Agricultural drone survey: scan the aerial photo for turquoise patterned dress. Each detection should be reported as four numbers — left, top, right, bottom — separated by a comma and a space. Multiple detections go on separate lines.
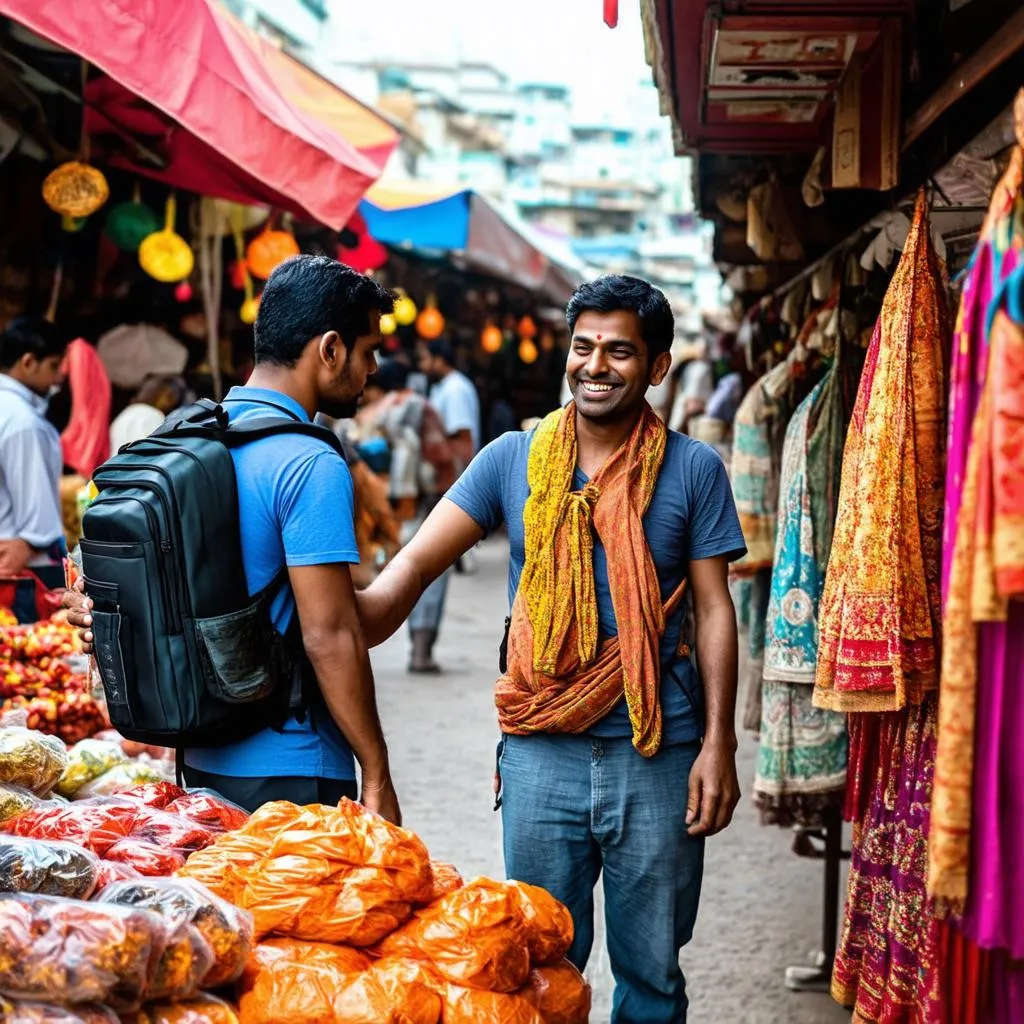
754, 377, 848, 827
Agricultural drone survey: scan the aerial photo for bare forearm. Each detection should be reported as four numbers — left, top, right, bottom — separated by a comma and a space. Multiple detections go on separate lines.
357, 553, 428, 647
306, 628, 389, 780
695, 599, 739, 748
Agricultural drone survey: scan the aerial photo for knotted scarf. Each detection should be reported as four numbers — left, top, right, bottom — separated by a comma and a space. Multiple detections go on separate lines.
495, 402, 680, 756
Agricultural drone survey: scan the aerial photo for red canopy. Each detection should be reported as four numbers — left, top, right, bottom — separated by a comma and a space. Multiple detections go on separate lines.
0, 0, 399, 228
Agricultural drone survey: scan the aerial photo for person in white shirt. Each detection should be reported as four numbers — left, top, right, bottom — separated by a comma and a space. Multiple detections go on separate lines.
418, 340, 480, 474
109, 375, 188, 455
0, 316, 68, 586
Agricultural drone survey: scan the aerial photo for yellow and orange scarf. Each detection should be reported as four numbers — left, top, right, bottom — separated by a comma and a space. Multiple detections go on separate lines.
494, 402, 681, 756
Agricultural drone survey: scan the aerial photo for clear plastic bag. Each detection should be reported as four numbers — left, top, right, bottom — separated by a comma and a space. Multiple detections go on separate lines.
0, 999, 119, 1023
165, 789, 249, 833
75, 763, 168, 800
0, 893, 167, 1009
0, 783, 45, 824
128, 805, 216, 851
55, 739, 127, 799
2, 797, 141, 855
98, 878, 255, 987
104, 838, 187, 877
122, 782, 186, 810
0, 727, 68, 795
0, 835, 100, 899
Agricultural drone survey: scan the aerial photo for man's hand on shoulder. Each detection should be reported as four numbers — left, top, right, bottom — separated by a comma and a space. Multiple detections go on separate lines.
62, 578, 94, 654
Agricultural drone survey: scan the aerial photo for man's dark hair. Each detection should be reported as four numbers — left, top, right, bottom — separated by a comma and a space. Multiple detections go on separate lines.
254, 255, 394, 367
371, 358, 410, 393
565, 275, 675, 359
0, 316, 67, 370
426, 338, 455, 366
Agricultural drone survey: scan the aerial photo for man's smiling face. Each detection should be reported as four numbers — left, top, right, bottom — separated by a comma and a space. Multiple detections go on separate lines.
566, 309, 667, 424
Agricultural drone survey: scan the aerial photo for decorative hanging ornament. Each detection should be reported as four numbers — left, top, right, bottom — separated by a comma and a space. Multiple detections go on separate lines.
175, 281, 193, 303
240, 296, 260, 325
517, 315, 537, 339
105, 185, 160, 251
481, 324, 503, 354
380, 313, 397, 336
61, 215, 87, 233
228, 260, 248, 291
540, 328, 556, 353
392, 291, 418, 327
139, 195, 194, 283
416, 306, 445, 341
42, 161, 109, 218
519, 339, 538, 364
246, 226, 300, 280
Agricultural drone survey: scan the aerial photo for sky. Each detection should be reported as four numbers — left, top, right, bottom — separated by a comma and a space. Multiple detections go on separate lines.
330, 0, 655, 121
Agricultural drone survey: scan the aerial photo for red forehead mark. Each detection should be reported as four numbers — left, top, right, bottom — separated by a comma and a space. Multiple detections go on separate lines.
596, 334, 603, 340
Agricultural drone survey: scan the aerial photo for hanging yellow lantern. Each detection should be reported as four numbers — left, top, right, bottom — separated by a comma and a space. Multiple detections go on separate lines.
380, 313, 397, 335
43, 161, 109, 218
392, 292, 418, 327
519, 338, 539, 364
139, 195, 195, 283
246, 227, 300, 280
240, 296, 260, 325
416, 306, 445, 341
481, 324, 503, 354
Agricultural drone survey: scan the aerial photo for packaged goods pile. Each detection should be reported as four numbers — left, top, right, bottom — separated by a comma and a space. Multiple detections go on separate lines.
0, 618, 106, 744
0, 730, 590, 1024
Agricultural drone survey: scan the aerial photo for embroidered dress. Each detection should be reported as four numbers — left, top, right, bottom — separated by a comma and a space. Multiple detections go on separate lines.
755, 379, 847, 827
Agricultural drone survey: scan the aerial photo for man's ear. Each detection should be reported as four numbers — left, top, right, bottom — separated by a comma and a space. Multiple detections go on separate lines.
319, 330, 348, 371
650, 350, 672, 387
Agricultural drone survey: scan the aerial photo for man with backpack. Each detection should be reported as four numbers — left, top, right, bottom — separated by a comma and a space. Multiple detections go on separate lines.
69, 255, 401, 821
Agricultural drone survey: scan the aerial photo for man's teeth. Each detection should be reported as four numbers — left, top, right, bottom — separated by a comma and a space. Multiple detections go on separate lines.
582, 382, 614, 392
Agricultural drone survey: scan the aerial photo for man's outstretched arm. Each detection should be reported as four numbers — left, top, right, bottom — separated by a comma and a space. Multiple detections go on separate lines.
358, 498, 484, 647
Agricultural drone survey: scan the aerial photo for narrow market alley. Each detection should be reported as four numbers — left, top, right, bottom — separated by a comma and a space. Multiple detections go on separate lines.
375, 537, 849, 1024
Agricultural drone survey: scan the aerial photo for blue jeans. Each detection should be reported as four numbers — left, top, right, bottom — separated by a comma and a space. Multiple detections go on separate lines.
499, 733, 704, 1023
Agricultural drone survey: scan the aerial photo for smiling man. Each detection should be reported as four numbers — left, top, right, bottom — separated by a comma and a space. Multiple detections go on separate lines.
356, 275, 746, 1022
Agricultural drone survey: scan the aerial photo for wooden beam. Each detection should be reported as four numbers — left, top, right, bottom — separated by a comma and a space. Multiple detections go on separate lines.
903, 6, 1024, 150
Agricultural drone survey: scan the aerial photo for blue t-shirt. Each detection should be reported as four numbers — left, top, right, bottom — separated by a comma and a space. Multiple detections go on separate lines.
185, 387, 360, 780
447, 428, 746, 744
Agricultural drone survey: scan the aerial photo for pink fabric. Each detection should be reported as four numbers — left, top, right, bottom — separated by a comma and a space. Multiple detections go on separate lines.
0, 0, 395, 228
61, 339, 112, 479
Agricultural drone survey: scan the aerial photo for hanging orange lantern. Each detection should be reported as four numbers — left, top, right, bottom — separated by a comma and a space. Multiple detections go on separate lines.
247, 228, 300, 280
416, 307, 445, 341
43, 161, 109, 218
518, 315, 537, 339
519, 339, 538, 364
539, 328, 556, 353
481, 324, 503, 354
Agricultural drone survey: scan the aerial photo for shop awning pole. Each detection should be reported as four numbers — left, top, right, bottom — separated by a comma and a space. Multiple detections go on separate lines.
903, 6, 1024, 150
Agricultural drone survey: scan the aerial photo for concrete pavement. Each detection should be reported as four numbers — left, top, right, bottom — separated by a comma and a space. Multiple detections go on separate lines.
372, 537, 850, 1023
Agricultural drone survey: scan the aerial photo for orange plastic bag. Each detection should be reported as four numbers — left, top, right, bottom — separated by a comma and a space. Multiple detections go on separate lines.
238, 939, 370, 1024
332, 958, 442, 1024
123, 993, 239, 1024
427, 861, 463, 902
0, 1001, 119, 1023
374, 878, 530, 992
507, 881, 574, 966
179, 799, 433, 946
521, 962, 592, 1024
442, 985, 544, 1024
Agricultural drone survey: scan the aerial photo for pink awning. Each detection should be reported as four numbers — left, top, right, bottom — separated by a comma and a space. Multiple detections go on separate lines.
0, 0, 399, 228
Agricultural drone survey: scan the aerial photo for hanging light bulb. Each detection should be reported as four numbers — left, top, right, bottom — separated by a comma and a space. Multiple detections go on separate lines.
519, 338, 538, 364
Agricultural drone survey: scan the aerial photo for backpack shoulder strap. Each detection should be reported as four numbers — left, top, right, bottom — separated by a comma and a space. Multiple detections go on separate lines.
223, 418, 348, 461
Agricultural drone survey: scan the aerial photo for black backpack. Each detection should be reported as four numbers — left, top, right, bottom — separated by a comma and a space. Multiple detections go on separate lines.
81, 398, 347, 748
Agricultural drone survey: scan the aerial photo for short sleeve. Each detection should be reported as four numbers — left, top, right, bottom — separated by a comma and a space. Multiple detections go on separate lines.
277, 450, 360, 566
687, 444, 747, 563
437, 379, 478, 436
445, 433, 514, 534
